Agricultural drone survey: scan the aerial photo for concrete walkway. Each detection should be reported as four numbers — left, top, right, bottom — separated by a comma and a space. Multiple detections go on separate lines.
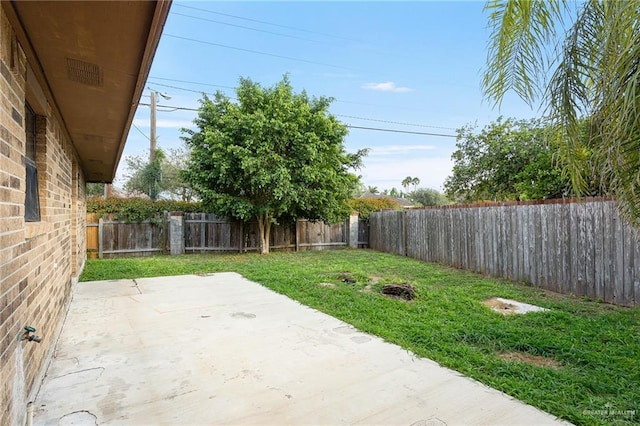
33, 273, 568, 425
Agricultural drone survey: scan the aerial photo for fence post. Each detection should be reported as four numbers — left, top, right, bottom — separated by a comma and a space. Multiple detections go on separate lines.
169, 212, 185, 255
163, 211, 169, 254
98, 218, 103, 259
348, 213, 359, 248
295, 219, 300, 252
400, 210, 408, 256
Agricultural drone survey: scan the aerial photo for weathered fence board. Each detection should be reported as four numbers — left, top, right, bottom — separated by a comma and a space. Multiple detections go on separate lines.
296, 220, 347, 250
86, 213, 99, 258
88, 213, 358, 258
98, 218, 166, 259
357, 219, 370, 248
184, 213, 243, 252
370, 200, 639, 306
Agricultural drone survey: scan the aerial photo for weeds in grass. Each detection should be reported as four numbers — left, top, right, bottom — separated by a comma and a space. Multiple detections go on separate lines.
81, 249, 640, 425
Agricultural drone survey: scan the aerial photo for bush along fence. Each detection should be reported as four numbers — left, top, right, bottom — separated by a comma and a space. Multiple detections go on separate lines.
87, 213, 366, 259
369, 199, 640, 307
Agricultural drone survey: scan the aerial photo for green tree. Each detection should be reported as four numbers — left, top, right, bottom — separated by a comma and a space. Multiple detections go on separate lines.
366, 185, 379, 194
163, 147, 196, 202
182, 76, 367, 254
123, 147, 194, 201
124, 149, 165, 201
401, 176, 420, 193
347, 197, 401, 220
86, 183, 105, 197
484, 0, 640, 224
444, 117, 569, 202
410, 188, 449, 206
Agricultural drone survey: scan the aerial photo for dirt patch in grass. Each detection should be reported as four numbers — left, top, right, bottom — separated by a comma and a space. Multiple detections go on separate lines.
381, 283, 415, 300
484, 297, 519, 314
498, 352, 562, 369
318, 282, 337, 288
338, 272, 356, 284
360, 276, 381, 293
483, 297, 548, 314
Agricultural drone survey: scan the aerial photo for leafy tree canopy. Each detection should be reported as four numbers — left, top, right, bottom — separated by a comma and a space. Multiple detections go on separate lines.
182, 75, 367, 254
444, 117, 606, 203
123, 147, 195, 202
86, 183, 105, 197
347, 197, 401, 220
410, 188, 449, 207
484, 0, 639, 224
444, 117, 569, 202
86, 197, 205, 223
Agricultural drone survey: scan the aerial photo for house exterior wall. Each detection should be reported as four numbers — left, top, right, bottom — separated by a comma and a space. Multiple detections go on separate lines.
0, 9, 86, 426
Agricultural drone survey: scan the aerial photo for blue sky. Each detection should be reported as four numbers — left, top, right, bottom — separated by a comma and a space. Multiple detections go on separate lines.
123, 1, 538, 192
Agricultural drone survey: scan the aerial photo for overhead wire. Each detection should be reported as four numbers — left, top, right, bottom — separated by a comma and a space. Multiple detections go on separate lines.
149, 76, 425, 111
137, 102, 457, 138
131, 123, 151, 141
171, 12, 327, 44
146, 79, 458, 131
172, 4, 360, 42
148, 77, 235, 90
170, 7, 412, 62
164, 34, 361, 72
346, 125, 456, 137
335, 114, 456, 131
148, 81, 218, 95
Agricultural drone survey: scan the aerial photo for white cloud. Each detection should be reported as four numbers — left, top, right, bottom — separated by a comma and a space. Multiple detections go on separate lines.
361, 81, 413, 93
368, 144, 435, 155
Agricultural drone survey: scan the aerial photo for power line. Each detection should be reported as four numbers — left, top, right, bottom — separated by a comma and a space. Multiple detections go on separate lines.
146, 78, 458, 130
131, 123, 151, 141
169, 10, 409, 62
336, 114, 457, 131
137, 102, 456, 137
148, 81, 217, 95
164, 33, 360, 72
347, 125, 456, 138
147, 76, 427, 114
140, 103, 196, 112
171, 12, 326, 44
173, 4, 359, 42
148, 77, 235, 90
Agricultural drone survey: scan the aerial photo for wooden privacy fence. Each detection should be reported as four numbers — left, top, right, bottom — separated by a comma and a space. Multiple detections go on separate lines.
370, 199, 640, 306
87, 213, 363, 258
182, 213, 349, 253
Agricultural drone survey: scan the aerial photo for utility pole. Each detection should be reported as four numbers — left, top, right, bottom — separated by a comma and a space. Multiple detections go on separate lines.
150, 90, 157, 162
148, 89, 170, 162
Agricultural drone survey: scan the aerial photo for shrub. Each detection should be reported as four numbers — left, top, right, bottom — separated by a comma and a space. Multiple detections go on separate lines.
86, 197, 208, 223
347, 197, 401, 220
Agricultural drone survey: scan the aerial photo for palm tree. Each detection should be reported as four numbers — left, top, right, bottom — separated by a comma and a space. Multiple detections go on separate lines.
402, 176, 420, 191
367, 185, 379, 195
483, 0, 640, 225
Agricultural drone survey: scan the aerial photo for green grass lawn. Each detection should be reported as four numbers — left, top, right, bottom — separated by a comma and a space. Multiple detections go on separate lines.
81, 249, 639, 425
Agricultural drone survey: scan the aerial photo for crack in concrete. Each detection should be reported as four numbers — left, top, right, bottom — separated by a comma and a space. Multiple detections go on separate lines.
164, 389, 197, 401
52, 367, 105, 381
58, 410, 97, 425
132, 279, 143, 295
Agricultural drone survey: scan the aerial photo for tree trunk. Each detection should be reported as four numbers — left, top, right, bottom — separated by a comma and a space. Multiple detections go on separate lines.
257, 213, 272, 255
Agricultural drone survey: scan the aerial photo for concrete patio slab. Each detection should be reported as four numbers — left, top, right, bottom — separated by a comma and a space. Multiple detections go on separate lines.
33, 273, 568, 425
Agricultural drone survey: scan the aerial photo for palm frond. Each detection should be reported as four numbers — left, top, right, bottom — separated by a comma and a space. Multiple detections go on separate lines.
483, 0, 565, 107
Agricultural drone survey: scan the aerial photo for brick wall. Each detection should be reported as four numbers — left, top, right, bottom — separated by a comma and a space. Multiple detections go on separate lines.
0, 9, 86, 426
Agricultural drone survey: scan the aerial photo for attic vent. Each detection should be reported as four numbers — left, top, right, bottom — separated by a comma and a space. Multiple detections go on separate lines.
66, 58, 103, 86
